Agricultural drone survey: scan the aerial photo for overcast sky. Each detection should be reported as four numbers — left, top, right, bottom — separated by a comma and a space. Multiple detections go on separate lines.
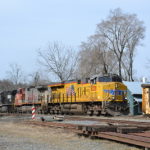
0, 0, 149, 80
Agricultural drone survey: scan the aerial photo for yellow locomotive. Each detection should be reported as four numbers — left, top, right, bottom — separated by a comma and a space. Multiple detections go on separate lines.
48, 74, 128, 116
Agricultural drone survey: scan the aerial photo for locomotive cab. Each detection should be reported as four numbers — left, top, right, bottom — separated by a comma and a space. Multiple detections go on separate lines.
90, 74, 128, 116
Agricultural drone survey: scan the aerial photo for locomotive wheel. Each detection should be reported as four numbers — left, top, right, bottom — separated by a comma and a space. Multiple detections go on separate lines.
87, 110, 93, 116
60, 111, 64, 115
56, 110, 60, 114
93, 110, 101, 116
54, 110, 60, 114
50, 110, 54, 114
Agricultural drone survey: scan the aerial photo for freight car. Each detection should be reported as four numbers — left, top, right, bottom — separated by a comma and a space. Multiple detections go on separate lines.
13, 74, 128, 116
0, 90, 17, 113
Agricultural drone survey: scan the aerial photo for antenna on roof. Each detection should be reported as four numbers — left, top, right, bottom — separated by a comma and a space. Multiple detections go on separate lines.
142, 77, 147, 83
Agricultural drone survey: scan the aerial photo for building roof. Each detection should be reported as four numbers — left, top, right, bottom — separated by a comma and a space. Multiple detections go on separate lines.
141, 83, 150, 88
134, 97, 142, 102
123, 81, 142, 95
123, 81, 143, 102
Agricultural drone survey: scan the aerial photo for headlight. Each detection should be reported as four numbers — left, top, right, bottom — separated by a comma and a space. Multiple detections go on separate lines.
112, 96, 115, 100
115, 83, 119, 88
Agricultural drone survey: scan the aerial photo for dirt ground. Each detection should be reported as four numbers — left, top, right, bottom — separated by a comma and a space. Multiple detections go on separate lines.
0, 115, 141, 150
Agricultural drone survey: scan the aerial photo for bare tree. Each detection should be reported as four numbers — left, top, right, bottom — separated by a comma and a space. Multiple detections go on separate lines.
29, 71, 51, 86
6, 63, 25, 87
126, 33, 143, 81
96, 8, 145, 79
0, 79, 15, 91
38, 42, 78, 81
76, 35, 118, 79
77, 47, 98, 78
89, 35, 118, 75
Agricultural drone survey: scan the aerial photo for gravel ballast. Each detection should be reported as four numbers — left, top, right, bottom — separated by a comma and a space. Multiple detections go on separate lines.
0, 115, 140, 150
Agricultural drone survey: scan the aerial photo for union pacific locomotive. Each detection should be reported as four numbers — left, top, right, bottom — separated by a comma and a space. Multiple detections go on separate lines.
0, 74, 128, 116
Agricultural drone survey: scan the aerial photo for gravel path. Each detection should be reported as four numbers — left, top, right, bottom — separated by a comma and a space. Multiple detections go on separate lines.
0, 115, 141, 150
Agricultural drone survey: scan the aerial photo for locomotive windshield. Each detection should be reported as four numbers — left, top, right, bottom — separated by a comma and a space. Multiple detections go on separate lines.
98, 75, 122, 82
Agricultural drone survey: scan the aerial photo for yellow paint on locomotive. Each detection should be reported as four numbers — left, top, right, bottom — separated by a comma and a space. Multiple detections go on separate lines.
48, 81, 127, 104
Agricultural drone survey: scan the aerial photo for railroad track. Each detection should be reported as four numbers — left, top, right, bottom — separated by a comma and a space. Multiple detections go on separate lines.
66, 116, 150, 126
25, 120, 78, 130
1, 114, 150, 149
24, 116, 150, 150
